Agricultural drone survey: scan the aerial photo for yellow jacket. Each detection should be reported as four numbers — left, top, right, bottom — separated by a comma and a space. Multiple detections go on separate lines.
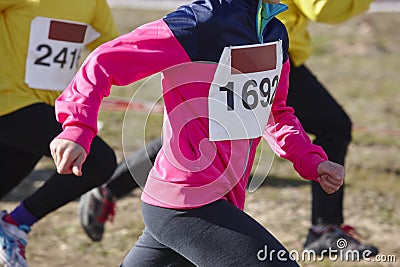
277, 0, 375, 67
0, 0, 119, 116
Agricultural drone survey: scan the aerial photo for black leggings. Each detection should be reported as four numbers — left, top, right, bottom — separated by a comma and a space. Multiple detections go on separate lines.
0, 103, 117, 219
287, 62, 352, 224
106, 138, 161, 197
121, 200, 299, 267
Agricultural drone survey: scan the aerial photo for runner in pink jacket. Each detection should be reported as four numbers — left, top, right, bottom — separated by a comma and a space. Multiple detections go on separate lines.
51, 0, 344, 265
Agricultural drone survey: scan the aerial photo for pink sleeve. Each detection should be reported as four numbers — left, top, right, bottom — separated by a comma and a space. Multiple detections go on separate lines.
263, 59, 328, 181
55, 19, 190, 153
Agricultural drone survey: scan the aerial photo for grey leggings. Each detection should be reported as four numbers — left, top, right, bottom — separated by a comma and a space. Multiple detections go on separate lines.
121, 200, 299, 267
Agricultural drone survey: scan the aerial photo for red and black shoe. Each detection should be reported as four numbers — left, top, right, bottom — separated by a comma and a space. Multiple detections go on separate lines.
303, 224, 379, 260
79, 187, 115, 242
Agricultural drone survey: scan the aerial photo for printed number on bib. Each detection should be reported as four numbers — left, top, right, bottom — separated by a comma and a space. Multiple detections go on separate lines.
25, 17, 100, 91
208, 41, 283, 141
34, 44, 81, 69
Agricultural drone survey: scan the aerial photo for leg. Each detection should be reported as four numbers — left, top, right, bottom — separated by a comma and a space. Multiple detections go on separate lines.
286, 63, 352, 225
24, 135, 117, 219
0, 103, 117, 221
0, 104, 53, 199
121, 227, 195, 267
287, 63, 378, 256
107, 137, 162, 197
0, 142, 41, 199
132, 200, 299, 267
79, 138, 162, 241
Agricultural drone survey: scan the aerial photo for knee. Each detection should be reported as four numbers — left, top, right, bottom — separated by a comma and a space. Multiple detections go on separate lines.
340, 113, 353, 144
313, 112, 353, 149
327, 112, 353, 143
95, 147, 117, 184
84, 140, 118, 185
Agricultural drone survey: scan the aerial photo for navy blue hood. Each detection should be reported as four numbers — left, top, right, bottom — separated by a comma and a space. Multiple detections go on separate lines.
163, 0, 289, 63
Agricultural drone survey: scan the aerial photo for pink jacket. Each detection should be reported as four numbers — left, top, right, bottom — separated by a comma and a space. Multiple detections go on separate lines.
55, 17, 327, 210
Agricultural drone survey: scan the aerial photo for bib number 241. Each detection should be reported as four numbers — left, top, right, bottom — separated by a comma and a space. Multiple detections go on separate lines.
34, 44, 81, 69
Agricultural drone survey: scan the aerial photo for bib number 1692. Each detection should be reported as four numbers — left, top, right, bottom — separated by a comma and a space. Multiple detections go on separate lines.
219, 75, 279, 111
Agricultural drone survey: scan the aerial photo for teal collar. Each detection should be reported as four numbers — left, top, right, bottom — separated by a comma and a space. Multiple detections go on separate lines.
257, 2, 288, 43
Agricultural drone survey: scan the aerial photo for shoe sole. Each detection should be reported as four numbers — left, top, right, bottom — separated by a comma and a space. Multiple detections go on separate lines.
79, 191, 103, 242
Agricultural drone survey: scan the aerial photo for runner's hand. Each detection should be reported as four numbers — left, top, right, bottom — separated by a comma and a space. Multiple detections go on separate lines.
50, 139, 87, 176
317, 161, 344, 194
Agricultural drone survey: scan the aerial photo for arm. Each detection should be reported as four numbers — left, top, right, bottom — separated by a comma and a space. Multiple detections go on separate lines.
263, 60, 344, 192
51, 19, 190, 174
293, 0, 375, 23
0, 0, 19, 11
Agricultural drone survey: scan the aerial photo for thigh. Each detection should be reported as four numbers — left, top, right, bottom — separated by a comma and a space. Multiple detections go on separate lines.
0, 103, 61, 156
82, 135, 117, 175
110, 137, 162, 191
121, 227, 195, 267
0, 142, 42, 198
287, 63, 350, 134
143, 200, 299, 267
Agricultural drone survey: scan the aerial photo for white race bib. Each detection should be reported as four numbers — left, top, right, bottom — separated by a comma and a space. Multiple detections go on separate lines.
25, 17, 100, 91
208, 41, 283, 141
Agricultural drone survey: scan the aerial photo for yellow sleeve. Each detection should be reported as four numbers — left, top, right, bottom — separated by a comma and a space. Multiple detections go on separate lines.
292, 0, 375, 24
0, 0, 23, 11
86, 0, 119, 51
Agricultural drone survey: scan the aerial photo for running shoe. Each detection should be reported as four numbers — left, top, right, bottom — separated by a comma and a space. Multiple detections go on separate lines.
303, 224, 379, 260
79, 187, 115, 242
0, 211, 30, 267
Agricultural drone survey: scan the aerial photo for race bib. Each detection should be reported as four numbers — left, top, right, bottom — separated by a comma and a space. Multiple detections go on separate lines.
208, 41, 283, 141
25, 17, 100, 91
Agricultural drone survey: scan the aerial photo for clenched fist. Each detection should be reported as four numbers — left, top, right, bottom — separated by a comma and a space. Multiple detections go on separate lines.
317, 161, 345, 194
50, 139, 87, 176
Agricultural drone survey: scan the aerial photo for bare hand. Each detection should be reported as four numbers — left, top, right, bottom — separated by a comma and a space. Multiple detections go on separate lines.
50, 139, 87, 176
317, 161, 345, 194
